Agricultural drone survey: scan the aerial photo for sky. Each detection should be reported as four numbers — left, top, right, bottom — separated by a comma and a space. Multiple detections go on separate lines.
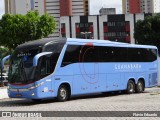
90, 0, 122, 14
0, 0, 122, 18
0, 0, 4, 18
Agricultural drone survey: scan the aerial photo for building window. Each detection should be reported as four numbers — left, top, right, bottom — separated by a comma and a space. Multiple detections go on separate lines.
75, 23, 94, 39
61, 23, 66, 37
103, 21, 131, 43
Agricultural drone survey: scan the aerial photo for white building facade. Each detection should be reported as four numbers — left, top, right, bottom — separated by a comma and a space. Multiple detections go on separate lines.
5, 0, 31, 15
60, 14, 147, 44
122, 0, 160, 14
140, 0, 160, 13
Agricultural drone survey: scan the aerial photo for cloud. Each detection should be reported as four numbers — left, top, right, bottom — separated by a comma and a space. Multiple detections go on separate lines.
90, 0, 122, 15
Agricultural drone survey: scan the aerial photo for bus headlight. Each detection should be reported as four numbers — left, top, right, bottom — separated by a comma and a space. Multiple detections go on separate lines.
28, 82, 44, 90
31, 93, 35, 96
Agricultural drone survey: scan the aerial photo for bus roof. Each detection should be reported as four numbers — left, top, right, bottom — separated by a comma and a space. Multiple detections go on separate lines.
16, 37, 67, 51
16, 37, 157, 51
67, 38, 157, 49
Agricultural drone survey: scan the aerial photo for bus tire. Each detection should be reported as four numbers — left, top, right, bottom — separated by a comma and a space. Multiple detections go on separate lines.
126, 80, 135, 94
136, 80, 144, 93
57, 85, 69, 102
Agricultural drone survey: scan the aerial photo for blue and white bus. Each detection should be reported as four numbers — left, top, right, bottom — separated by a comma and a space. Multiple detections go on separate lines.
3, 38, 158, 102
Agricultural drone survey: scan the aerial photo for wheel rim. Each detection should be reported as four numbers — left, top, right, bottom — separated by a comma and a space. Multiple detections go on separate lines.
138, 82, 143, 92
129, 82, 134, 92
59, 88, 67, 100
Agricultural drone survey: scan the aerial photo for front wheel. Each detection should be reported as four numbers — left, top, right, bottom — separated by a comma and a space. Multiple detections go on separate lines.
136, 80, 144, 93
126, 80, 135, 94
57, 85, 69, 102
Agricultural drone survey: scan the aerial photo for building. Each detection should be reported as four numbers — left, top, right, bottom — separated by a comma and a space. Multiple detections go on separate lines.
122, 0, 160, 14
5, 0, 90, 37
72, 0, 89, 16
5, 0, 31, 14
60, 14, 151, 44
99, 8, 116, 15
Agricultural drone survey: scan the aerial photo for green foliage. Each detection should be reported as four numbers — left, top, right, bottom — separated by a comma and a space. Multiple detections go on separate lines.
0, 47, 10, 67
134, 14, 160, 52
0, 11, 56, 49
0, 47, 10, 58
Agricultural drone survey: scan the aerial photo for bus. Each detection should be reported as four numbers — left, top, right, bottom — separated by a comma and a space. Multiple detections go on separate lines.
2, 38, 158, 102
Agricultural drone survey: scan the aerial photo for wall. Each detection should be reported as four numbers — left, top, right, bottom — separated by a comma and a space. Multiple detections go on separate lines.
15, 0, 31, 15
60, 14, 146, 44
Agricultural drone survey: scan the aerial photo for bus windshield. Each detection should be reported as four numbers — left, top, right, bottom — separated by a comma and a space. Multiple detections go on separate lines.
8, 42, 65, 84
8, 49, 41, 84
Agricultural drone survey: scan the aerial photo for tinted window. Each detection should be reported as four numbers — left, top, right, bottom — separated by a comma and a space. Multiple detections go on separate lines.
37, 53, 59, 79
62, 45, 99, 67
99, 47, 114, 62
79, 46, 98, 62
61, 45, 157, 67
43, 43, 64, 53
147, 49, 157, 62
99, 47, 128, 62
62, 45, 81, 67
38, 56, 51, 79
114, 47, 128, 62
128, 48, 157, 62
128, 48, 140, 62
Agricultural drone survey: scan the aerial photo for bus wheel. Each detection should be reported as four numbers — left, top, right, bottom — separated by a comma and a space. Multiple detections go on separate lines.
136, 80, 144, 93
126, 80, 135, 94
57, 85, 69, 102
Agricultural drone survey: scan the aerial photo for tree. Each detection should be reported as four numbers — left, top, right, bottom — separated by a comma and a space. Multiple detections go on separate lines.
0, 11, 56, 49
0, 47, 10, 70
0, 47, 10, 58
134, 14, 160, 52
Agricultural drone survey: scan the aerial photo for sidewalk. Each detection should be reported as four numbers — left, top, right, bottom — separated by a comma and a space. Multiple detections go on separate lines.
0, 87, 9, 99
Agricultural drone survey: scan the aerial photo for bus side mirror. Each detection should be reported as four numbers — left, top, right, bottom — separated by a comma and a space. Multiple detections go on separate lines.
33, 52, 52, 67
1, 55, 11, 69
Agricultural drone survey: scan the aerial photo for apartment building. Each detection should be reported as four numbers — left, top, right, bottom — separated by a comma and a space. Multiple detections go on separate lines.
122, 0, 160, 14
5, 0, 31, 14
5, 0, 89, 37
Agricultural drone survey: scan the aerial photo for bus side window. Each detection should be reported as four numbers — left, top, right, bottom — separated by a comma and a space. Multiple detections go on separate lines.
147, 49, 157, 62
50, 53, 59, 73
127, 48, 138, 62
39, 56, 51, 79
80, 46, 98, 62
61, 45, 81, 67
114, 47, 128, 62
99, 46, 114, 62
